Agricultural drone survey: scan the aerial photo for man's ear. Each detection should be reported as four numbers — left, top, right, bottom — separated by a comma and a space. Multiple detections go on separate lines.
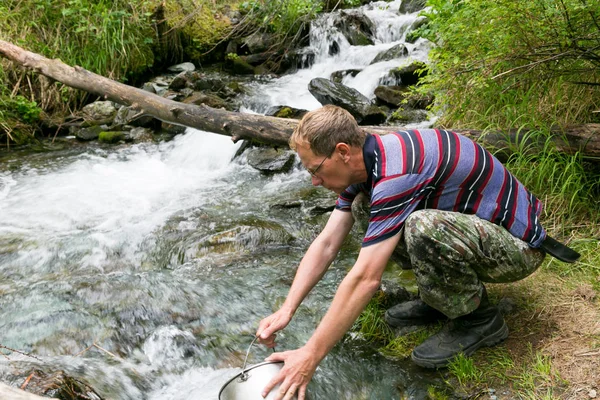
336, 142, 351, 162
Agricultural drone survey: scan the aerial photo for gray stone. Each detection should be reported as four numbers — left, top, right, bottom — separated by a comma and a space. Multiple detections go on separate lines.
246, 148, 295, 174
374, 85, 408, 106
167, 62, 196, 73
82, 101, 116, 120
330, 69, 361, 83
75, 125, 104, 141
399, 0, 427, 14
370, 44, 409, 64
308, 77, 386, 125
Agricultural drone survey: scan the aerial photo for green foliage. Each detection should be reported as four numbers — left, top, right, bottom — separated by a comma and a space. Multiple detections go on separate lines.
447, 353, 483, 387
239, 0, 322, 36
420, 0, 600, 129
0, 0, 155, 81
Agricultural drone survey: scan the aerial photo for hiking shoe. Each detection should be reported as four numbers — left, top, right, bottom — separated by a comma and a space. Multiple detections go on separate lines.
411, 304, 508, 368
384, 299, 447, 328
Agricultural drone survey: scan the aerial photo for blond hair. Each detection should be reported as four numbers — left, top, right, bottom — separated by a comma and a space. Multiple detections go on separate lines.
289, 105, 366, 156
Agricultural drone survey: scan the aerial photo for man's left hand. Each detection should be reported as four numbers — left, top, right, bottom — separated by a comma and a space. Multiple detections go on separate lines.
261, 346, 318, 400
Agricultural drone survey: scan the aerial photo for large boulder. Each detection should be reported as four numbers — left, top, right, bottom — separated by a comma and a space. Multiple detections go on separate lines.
308, 78, 386, 125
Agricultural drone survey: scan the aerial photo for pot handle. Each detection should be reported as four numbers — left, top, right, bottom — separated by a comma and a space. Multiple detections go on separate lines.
240, 335, 276, 381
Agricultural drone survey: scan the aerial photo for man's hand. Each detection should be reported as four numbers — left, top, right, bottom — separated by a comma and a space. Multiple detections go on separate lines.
261, 347, 318, 400
256, 309, 293, 348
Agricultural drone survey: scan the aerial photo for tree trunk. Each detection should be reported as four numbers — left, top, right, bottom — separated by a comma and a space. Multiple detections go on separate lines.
1, 39, 599, 159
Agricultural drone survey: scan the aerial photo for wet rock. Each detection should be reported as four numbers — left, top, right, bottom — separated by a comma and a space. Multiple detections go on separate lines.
399, 0, 427, 14
330, 69, 361, 83
82, 101, 116, 120
390, 107, 429, 123
335, 11, 375, 46
374, 85, 409, 106
241, 32, 276, 54
125, 127, 154, 143
98, 131, 126, 144
169, 70, 195, 90
265, 106, 308, 119
167, 62, 195, 73
308, 77, 386, 125
113, 106, 157, 128
285, 49, 316, 70
182, 91, 231, 110
224, 54, 255, 75
246, 148, 295, 174
161, 121, 187, 135
405, 16, 429, 43
141, 82, 156, 93
386, 61, 428, 86
75, 125, 104, 141
370, 44, 409, 64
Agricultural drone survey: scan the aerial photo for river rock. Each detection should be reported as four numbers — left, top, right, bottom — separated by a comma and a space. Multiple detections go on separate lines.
374, 85, 409, 106
399, 0, 427, 14
125, 127, 154, 143
308, 77, 386, 125
385, 61, 428, 85
330, 69, 361, 83
82, 101, 117, 120
370, 44, 409, 64
241, 32, 276, 54
390, 107, 429, 123
113, 106, 157, 128
246, 148, 296, 174
182, 91, 231, 110
98, 131, 126, 144
167, 62, 196, 73
74, 125, 104, 141
335, 11, 375, 46
405, 16, 429, 43
265, 106, 308, 119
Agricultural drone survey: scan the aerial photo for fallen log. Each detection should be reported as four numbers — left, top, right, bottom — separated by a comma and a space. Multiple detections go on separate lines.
1, 39, 599, 159
0, 383, 47, 400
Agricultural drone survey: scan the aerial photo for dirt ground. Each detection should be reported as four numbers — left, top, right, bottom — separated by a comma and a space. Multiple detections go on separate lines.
492, 273, 600, 399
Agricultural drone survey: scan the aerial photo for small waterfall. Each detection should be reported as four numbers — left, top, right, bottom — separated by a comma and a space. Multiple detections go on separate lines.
241, 0, 432, 113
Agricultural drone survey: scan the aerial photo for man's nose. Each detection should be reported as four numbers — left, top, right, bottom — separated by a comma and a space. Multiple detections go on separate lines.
311, 175, 322, 186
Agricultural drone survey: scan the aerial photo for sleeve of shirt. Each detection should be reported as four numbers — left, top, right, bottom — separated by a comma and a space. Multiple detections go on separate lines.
362, 173, 432, 246
335, 184, 360, 212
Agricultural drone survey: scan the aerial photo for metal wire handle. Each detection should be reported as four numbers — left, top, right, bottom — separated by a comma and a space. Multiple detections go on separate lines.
240, 335, 276, 381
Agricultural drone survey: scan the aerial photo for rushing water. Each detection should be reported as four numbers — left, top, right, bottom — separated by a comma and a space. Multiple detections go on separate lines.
0, 1, 443, 399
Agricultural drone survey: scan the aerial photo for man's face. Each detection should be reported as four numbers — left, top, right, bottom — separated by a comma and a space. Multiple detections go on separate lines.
296, 142, 349, 194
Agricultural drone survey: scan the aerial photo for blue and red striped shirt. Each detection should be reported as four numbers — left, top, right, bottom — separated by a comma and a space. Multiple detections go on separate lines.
335, 130, 546, 248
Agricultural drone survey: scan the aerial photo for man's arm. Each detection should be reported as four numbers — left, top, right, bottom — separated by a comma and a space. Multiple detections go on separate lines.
257, 209, 355, 346
262, 231, 402, 400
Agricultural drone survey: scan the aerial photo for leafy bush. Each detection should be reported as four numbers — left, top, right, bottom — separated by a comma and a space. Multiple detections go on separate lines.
420, 0, 600, 130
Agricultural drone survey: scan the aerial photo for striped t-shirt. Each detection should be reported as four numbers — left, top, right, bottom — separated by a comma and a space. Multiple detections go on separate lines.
335, 130, 546, 248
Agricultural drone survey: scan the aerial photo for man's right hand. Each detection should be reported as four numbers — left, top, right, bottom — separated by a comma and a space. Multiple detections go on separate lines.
256, 309, 293, 348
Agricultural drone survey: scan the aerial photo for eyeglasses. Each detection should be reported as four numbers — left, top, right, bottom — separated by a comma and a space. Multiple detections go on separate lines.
307, 148, 335, 178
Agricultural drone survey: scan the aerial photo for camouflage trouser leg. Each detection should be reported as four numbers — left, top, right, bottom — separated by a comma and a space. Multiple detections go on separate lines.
351, 194, 546, 319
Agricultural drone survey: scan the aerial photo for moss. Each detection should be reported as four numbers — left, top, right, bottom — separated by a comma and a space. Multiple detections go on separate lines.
98, 131, 126, 144
274, 107, 294, 118
163, 0, 234, 62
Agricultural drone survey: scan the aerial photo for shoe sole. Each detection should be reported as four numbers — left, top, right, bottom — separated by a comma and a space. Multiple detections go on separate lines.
411, 320, 509, 369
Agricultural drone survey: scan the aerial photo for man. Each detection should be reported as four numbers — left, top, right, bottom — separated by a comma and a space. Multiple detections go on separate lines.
255, 105, 578, 400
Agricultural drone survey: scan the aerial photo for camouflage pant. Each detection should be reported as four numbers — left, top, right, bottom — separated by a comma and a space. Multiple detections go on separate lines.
352, 193, 546, 319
